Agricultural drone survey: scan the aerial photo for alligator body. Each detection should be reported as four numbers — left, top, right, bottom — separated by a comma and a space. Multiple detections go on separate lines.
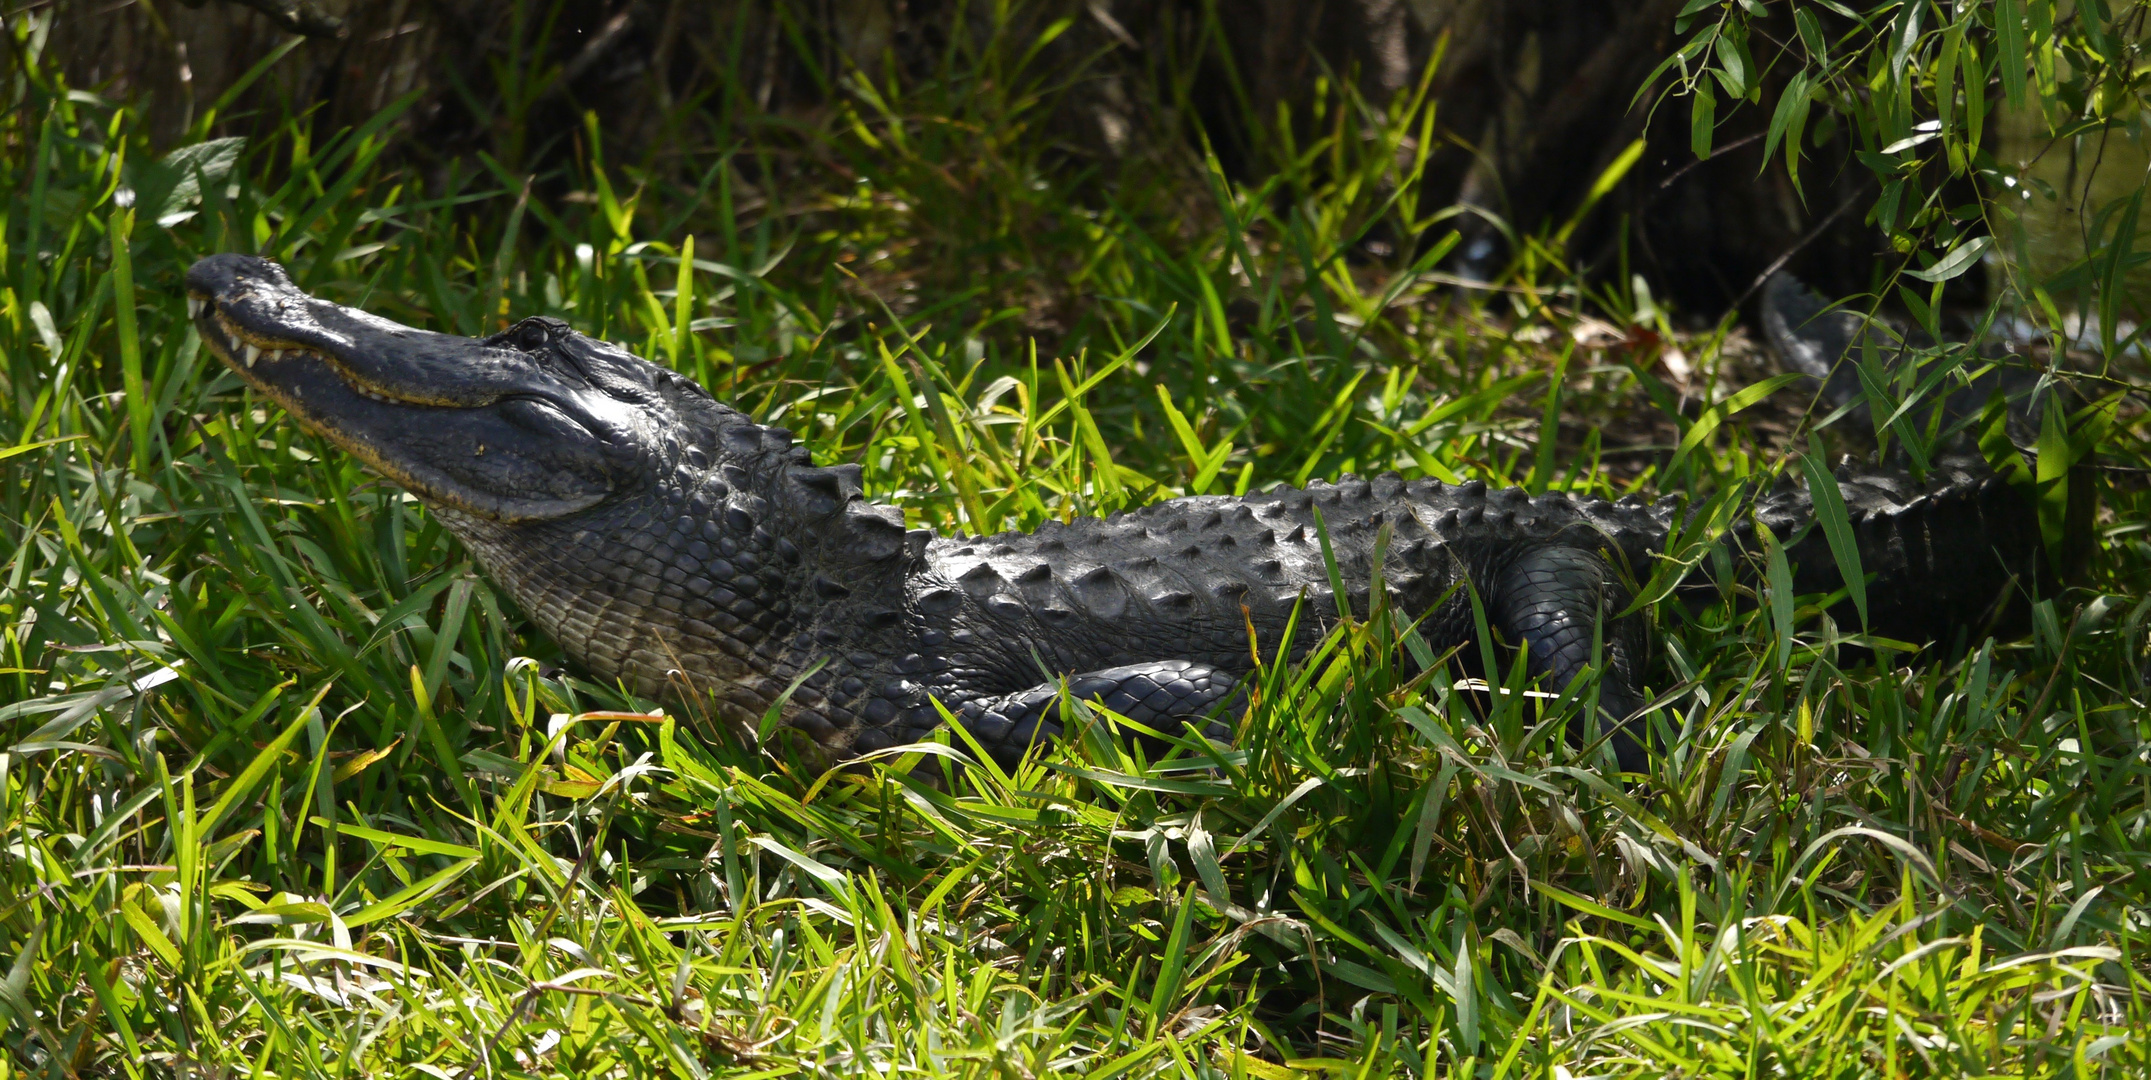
186, 254, 2054, 772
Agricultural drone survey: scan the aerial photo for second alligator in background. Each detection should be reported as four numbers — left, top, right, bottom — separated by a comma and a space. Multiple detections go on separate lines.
185, 254, 2072, 774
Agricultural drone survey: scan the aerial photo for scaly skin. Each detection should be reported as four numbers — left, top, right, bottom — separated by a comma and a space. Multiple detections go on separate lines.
184, 254, 2056, 773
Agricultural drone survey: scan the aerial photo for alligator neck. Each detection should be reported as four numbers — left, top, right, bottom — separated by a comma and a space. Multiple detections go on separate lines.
436, 415, 929, 716
437, 469, 787, 703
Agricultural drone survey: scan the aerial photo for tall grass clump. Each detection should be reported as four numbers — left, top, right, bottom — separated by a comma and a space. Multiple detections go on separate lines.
4, 3, 2151, 1077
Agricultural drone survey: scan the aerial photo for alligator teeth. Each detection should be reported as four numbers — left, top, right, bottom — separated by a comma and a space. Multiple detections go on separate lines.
242, 344, 261, 367
186, 297, 205, 318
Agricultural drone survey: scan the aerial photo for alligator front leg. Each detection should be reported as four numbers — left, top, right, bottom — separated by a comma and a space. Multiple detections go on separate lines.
853, 660, 1243, 767
1491, 544, 1650, 773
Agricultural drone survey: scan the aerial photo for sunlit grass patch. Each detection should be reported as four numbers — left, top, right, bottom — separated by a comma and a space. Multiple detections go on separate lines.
3, 5, 2150, 1077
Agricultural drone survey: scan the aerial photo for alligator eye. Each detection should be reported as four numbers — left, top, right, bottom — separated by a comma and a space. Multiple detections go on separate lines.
514, 321, 550, 350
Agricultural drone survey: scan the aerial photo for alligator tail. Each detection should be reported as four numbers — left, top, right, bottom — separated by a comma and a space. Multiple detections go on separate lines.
1760, 272, 1873, 417
1754, 274, 2090, 641
1748, 457, 2053, 645
1759, 271, 2066, 449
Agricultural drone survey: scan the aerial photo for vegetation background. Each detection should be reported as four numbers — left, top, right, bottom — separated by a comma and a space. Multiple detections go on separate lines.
4, 0, 2151, 1075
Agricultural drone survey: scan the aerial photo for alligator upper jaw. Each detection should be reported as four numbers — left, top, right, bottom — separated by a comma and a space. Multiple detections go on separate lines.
192, 305, 423, 413
185, 252, 545, 408
184, 253, 617, 522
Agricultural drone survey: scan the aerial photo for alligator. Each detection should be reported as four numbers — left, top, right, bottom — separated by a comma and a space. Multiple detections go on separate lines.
1760, 272, 2050, 447
185, 253, 2061, 773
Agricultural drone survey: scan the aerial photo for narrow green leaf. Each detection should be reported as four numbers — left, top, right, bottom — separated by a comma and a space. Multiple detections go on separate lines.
1311, 506, 1352, 624
110, 207, 151, 473
754, 657, 828, 743
200, 684, 327, 838
2035, 393, 2072, 564
1044, 763, 1233, 796
2096, 187, 2142, 360
1529, 348, 1568, 492
1031, 304, 1173, 431
1058, 359, 1125, 506
2079, 0, 2119, 63
1408, 759, 1460, 891
1904, 236, 1992, 282
1799, 441, 1868, 629
1791, 825, 1942, 887
81, 959, 142, 1062
1196, 270, 1232, 359
1712, 31, 1750, 99
1794, 8, 1827, 64
1288, 368, 1367, 489
1691, 83, 1718, 161
1758, 521, 1795, 673
749, 837, 855, 901
484, 177, 531, 335
1763, 72, 1813, 194
342, 858, 480, 926
1934, 20, 1963, 146
189, 36, 306, 140
1665, 372, 1805, 479
673, 233, 696, 366
1621, 483, 1743, 616
1147, 881, 1201, 1018
319, 819, 480, 860
1225, 776, 1326, 856
1554, 141, 1646, 248
0, 435, 86, 463
1996, 0, 2028, 107
1155, 384, 1232, 494
1634, 35, 1716, 110
1190, 432, 1238, 495
1889, 4, 1923, 80
1453, 930, 1481, 1055
1532, 880, 1656, 931
121, 900, 182, 969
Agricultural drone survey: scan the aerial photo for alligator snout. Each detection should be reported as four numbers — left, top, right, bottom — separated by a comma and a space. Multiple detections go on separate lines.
185, 251, 294, 305
184, 252, 637, 524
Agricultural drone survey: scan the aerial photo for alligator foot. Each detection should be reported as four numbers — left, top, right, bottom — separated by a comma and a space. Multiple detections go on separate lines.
1493, 543, 1650, 773
902, 660, 1243, 769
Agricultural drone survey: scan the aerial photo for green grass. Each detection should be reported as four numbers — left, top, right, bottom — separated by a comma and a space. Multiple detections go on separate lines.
6, 9, 2151, 1078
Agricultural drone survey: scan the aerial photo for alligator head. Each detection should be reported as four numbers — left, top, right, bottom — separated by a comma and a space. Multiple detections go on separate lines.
187, 252, 694, 523
186, 253, 910, 717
